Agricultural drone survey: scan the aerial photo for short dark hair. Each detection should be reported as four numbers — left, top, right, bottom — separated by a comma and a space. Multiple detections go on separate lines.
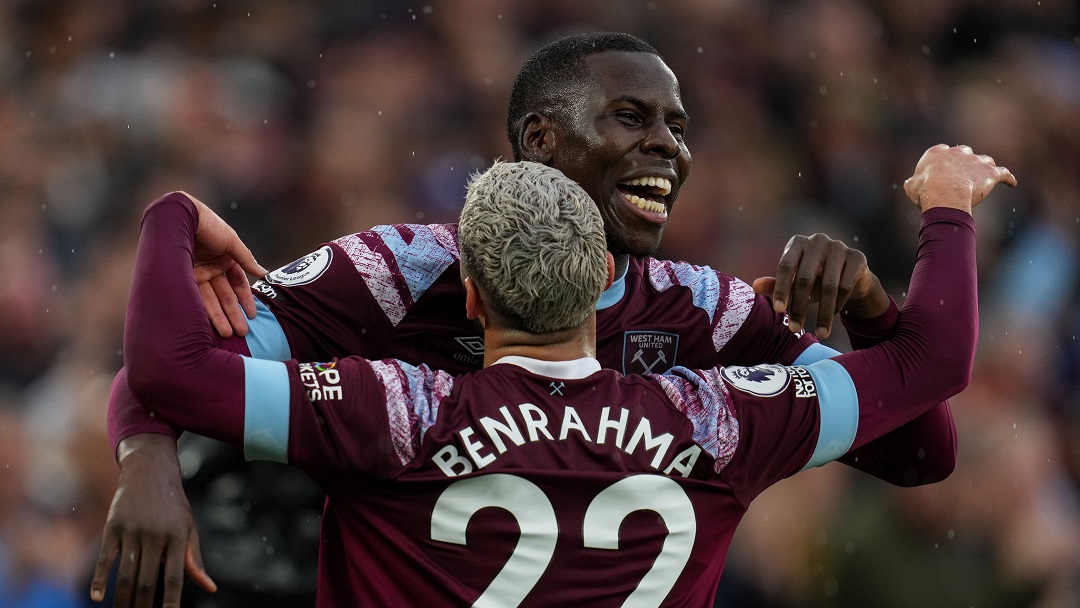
506, 32, 661, 161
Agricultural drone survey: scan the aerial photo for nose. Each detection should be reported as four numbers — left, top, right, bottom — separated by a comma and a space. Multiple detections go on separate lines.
641, 121, 681, 160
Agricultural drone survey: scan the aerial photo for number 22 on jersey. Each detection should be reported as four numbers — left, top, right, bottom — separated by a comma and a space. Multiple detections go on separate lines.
431, 474, 696, 607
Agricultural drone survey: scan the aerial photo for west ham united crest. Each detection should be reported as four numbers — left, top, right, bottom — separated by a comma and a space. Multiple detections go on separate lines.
622, 331, 679, 374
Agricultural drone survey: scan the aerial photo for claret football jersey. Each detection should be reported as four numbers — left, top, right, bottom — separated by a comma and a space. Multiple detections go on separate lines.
243, 223, 824, 375
241, 353, 855, 607
121, 196, 975, 607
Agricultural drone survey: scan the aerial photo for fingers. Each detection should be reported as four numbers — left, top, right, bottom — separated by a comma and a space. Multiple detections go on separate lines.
185, 529, 218, 593
161, 537, 187, 608
813, 252, 846, 339
771, 236, 803, 315
751, 276, 776, 297
221, 225, 268, 278
907, 144, 1018, 211
998, 165, 1018, 187
210, 273, 249, 338
225, 263, 257, 319
785, 238, 827, 334
90, 527, 121, 602
134, 535, 167, 608
200, 280, 234, 339
113, 533, 140, 608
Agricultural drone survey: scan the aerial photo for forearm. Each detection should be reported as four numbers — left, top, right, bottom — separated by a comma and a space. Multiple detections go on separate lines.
108, 367, 178, 457
837, 289, 957, 484
837, 402, 956, 484
839, 208, 977, 449
124, 193, 246, 445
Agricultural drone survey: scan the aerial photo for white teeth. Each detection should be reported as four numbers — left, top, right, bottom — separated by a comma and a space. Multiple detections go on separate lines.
621, 176, 672, 196
627, 193, 667, 215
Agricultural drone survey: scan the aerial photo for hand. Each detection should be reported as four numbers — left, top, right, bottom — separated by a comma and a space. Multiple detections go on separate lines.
91, 434, 216, 608
903, 144, 1017, 213
180, 192, 268, 338
753, 234, 891, 338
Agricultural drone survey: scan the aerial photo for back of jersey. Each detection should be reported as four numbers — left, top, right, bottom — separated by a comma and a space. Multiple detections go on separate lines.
309, 360, 781, 607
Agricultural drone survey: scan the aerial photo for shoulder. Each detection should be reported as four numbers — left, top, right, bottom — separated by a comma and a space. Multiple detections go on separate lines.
649, 366, 740, 472
332, 223, 460, 267
635, 256, 757, 324
364, 358, 457, 463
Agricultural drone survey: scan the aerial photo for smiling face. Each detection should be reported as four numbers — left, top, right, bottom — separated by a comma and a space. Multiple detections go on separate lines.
541, 52, 692, 257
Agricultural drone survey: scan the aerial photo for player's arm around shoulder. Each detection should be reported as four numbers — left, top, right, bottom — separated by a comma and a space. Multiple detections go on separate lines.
282, 356, 456, 479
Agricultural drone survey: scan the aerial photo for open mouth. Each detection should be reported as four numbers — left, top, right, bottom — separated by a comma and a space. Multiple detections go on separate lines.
617, 176, 672, 216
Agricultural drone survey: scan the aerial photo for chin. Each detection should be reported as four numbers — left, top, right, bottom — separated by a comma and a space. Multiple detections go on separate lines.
623, 233, 665, 258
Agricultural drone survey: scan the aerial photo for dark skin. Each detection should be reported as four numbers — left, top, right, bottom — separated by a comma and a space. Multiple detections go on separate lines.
95, 51, 897, 606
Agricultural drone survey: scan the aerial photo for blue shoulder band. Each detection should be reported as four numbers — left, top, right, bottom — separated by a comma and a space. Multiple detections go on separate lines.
242, 357, 291, 463
801, 358, 858, 469
245, 299, 291, 360
793, 342, 841, 365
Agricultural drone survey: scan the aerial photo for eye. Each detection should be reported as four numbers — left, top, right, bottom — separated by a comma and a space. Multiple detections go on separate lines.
668, 123, 685, 140
616, 111, 643, 126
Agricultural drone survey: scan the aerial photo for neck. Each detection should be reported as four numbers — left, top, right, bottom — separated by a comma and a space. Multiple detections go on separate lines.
612, 253, 630, 279
482, 316, 597, 368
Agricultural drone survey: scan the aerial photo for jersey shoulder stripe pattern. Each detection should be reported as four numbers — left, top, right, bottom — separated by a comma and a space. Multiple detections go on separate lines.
644, 258, 756, 354
652, 366, 740, 473
333, 224, 459, 326
368, 359, 455, 466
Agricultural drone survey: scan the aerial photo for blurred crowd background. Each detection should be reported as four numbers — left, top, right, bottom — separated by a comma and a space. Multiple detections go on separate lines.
0, 0, 1078, 606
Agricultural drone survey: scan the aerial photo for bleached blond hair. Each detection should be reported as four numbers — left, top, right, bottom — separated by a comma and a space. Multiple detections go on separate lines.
459, 161, 608, 335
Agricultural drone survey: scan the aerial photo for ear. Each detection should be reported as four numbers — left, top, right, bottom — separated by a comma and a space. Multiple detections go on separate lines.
463, 277, 486, 326
520, 112, 555, 164
605, 251, 616, 290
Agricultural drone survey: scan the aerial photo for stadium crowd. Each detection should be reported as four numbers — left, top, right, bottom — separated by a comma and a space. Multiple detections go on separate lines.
0, 1, 1077, 606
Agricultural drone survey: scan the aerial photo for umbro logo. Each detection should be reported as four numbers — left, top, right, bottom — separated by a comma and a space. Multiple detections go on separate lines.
455, 336, 485, 356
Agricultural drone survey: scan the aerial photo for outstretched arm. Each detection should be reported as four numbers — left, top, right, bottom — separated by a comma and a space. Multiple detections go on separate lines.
838, 145, 1015, 451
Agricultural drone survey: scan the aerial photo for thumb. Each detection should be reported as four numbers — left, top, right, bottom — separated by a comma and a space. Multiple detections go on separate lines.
185, 530, 217, 593
751, 277, 776, 296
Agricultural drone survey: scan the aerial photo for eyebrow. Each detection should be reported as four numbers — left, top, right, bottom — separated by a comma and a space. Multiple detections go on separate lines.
611, 95, 690, 124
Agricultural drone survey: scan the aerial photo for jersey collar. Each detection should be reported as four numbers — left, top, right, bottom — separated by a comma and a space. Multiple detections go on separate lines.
595, 259, 629, 310
492, 356, 602, 379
